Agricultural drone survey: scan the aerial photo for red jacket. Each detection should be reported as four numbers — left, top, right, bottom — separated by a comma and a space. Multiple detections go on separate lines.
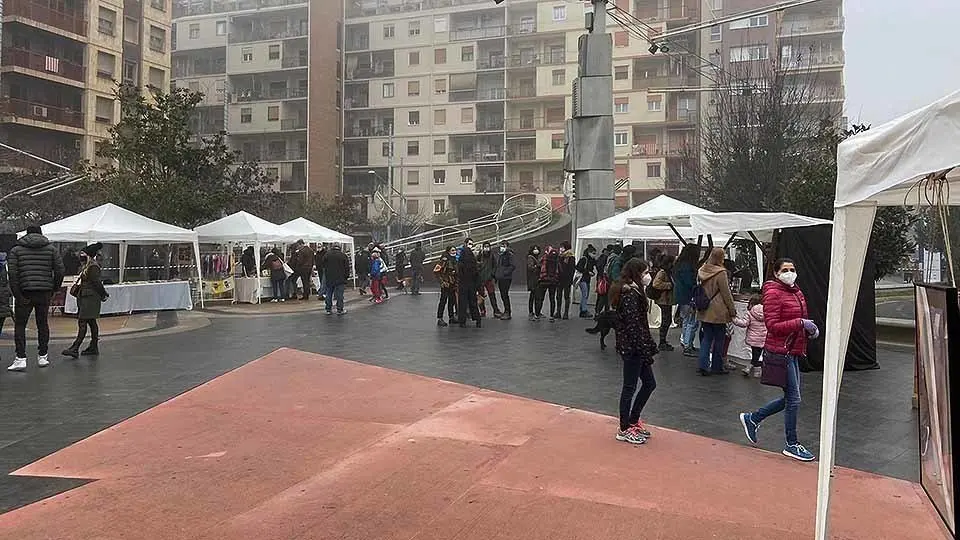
762, 279, 809, 356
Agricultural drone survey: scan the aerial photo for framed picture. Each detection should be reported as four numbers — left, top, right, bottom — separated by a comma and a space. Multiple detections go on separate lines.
915, 283, 959, 537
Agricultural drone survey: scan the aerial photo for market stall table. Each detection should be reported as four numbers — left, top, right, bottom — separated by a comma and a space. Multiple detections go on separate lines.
66, 281, 193, 315
234, 275, 321, 304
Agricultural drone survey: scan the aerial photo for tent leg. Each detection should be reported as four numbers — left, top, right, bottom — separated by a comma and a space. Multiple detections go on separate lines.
255, 241, 262, 304
815, 203, 876, 540
193, 240, 204, 309
118, 242, 127, 283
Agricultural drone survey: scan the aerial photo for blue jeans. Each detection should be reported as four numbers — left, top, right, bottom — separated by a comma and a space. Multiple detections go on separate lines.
680, 304, 699, 348
271, 278, 286, 299
698, 322, 727, 372
579, 280, 590, 313
325, 283, 346, 312
750, 355, 801, 445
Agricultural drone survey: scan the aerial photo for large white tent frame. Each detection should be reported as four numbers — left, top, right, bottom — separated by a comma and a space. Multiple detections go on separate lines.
195, 211, 301, 303
281, 218, 357, 288
817, 90, 960, 539
22, 203, 204, 308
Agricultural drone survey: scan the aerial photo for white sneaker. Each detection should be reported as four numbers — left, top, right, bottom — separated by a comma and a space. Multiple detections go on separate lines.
7, 358, 27, 371
37, 355, 49, 368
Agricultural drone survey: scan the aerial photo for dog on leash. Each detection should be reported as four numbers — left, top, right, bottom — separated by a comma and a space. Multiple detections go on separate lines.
585, 311, 617, 350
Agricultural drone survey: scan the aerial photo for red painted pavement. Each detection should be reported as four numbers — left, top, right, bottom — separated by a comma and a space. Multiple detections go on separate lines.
0, 349, 948, 540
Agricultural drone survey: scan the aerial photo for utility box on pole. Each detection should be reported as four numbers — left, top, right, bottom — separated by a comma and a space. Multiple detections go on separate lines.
564, 0, 616, 233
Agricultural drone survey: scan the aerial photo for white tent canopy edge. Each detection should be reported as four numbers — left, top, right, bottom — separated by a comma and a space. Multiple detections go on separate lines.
817, 90, 960, 539
281, 217, 357, 287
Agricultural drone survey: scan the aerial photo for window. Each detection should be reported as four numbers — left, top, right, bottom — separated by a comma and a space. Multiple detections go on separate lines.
408, 110, 420, 125
708, 52, 721, 66
149, 25, 166, 52
614, 31, 628, 47
434, 108, 446, 125
266, 167, 279, 180
552, 5, 566, 21
433, 199, 446, 214
614, 97, 629, 113
434, 16, 447, 33
551, 133, 564, 149
614, 131, 628, 146
189, 23, 200, 39
94, 96, 114, 123
729, 15, 768, 29
406, 199, 420, 215
406, 51, 419, 66
267, 106, 279, 121
460, 107, 473, 123
461, 46, 474, 62
434, 78, 447, 94
382, 82, 394, 97
98, 7, 116, 36
730, 44, 768, 62
216, 20, 227, 36
614, 65, 629, 80
122, 61, 137, 84
124, 17, 139, 43
434, 139, 446, 154
434, 48, 446, 64
241, 47, 253, 62
551, 69, 565, 86
383, 24, 395, 38
460, 169, 473, 183
407, 80, 420, 96
151, 0, 166, 11
647, 96, 662, 111
96, 51, 115, 79
382, 142, 392, 157
710, 25, 721, 42
546, 106, 565, 125
148, 66, 164, 88
647, 162, 662, 178
268, 45, 281, 60
408, 21, 420, 37
433, 170, 446, 184
407, 170, 420, 185
240, 107, 252, 123
407, 140, 420, 156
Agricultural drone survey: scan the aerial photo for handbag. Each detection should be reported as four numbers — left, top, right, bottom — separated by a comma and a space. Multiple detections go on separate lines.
760, 335, 796, 388
596, 276, 609, 296
69, 275, 82, 297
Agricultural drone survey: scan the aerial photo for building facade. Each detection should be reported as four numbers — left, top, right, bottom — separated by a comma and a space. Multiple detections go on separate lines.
170, 0, 341, 198
0, 0, 172, 169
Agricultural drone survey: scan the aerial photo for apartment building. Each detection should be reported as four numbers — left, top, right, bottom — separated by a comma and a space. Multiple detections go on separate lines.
342, 0, 701, 221
170, 0, 341, 197
0, 0, 172, 169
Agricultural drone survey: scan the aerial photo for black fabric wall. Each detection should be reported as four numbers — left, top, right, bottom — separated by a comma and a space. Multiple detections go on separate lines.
776, 225, 879, 372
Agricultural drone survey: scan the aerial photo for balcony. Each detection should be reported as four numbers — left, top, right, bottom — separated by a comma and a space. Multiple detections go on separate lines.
779, 17, 844, 37
449, 151, 504, 164
450, 25, 506, 42
344, 95, 370, 109
173, 0, 307, 17
343, 153, 368, 167
0, 98, 83, 129
666, 108, 697, 123
173, 61, 226, 78
281, 118, 307, 130
507, 51, 565, 68
345, 37, 370, 52
234, 87, 308, 102
281, 56, 309, 69
344, 124, 393, 137
1, 48, 84, 83
506, 147, 536, 161
781, 52, 845, 71
633, 75, 694, 90
230, 26, 307, 43
783, 85, 844, 105
4, 0, 87, 36
243, 148, 307, 161
279, 175, 307, 192
345, 62, 395, 80
629, 142, 695, 157
505, 117, 563, 132
634, 2, 698, 23
476, 118, 504, 131
475, 176, 504, 193
476, 56, 506, 70
346, 0, 487, 18
506, 86, 536, 99
506, 22, 537, 35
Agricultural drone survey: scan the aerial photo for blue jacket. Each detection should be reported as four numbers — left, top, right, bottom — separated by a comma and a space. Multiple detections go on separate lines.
673, 262, 696, 306
370, 258, 386, 278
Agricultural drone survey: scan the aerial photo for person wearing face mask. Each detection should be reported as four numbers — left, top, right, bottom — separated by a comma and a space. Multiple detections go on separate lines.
456, 238, 481, 328
477, 241, 501, 318
526, 245, 541, 320
739, 258, 818, 462
695, 247, 738, 376
555, 241, 576, 320
62, 243, 109, 358
494, 241, 516, 320
575, 245, 597, 318
433, 246, 458, 327
538, 245, 560, 322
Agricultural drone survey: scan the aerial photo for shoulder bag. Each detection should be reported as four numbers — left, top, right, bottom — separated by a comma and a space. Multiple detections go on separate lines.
69, 274, 83, 297
760, 334, 796, 388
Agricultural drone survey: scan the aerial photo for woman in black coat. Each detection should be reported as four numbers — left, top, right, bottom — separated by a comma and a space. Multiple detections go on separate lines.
62, 243, 109, 358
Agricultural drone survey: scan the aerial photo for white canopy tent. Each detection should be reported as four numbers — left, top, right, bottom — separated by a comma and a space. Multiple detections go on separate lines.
281, 217, 357, 287
816, 90, 960, 539
195, 211, 301, 303
22, 203, 204, 307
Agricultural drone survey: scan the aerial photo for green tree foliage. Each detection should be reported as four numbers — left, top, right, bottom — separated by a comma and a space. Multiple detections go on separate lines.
264, 193, 371, 234
89, 85, 274, 228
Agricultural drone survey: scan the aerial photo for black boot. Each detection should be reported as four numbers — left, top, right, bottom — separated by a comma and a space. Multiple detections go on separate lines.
80, 344, 99, 356
61, 347, 79, 359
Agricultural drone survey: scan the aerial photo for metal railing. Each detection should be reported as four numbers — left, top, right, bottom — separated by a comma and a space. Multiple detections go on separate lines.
347, 0, 487, 17
505, 117, 565, 131
280, 118, 307, 130
1, 49, 85, 82
281, 56, 309, 68
0, 98, 84, 128
5, 0, 87, 36
230, 26, 307, 43
781, 52, 845, 70
174, 0, 306, 17
173, 61, 227, 77
234, 87, 308, 102
476, 56, 506, 70
450, 25, 506, 41
506, 86, 537, 98
507, 51, 566, 67
243, 149, 307, 161
629, 142, 696, 157
344, 124, 393, 137
448, 151, 504, 163
378, 193, 553, 270
779, 17, 844, 36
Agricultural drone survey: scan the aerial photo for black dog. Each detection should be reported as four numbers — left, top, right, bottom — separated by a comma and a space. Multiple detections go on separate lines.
585, 311, 617, 350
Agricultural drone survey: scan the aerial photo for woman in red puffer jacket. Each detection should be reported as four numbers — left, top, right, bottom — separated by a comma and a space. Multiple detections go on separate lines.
738, 258, 820, 463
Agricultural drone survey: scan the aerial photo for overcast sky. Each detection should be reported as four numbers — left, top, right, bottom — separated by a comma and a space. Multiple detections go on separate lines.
844, 0, 960, 125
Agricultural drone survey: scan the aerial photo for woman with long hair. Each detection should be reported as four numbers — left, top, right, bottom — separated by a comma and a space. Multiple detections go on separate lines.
610, 258, 659, 445
526, 245, 541, 320
696, 247, 738, 375
739, 258, 818, 462
62, 243, 109, 358
673, 243, 700, 356
651, 254, 676, 351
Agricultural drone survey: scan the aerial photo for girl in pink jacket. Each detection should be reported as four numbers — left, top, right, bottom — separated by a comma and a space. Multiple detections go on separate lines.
733, 294, 766, 377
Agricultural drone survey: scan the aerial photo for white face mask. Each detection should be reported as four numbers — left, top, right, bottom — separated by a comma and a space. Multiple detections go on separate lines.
641, 273, 653, 287
778, 270, 797, 286
499, 246, 506, 253
533, 250, 540, 255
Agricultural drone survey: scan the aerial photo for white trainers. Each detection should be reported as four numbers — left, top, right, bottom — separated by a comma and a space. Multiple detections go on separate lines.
7, 358, 27, 371
37, 355, 49, 368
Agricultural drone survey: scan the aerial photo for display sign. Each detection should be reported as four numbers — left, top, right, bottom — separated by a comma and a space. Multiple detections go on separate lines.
915, 284, 959, 537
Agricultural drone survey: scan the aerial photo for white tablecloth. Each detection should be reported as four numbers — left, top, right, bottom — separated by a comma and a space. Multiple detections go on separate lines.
65, 281, 193, 315
234, 276, 321, 304
728, 300, 752, 360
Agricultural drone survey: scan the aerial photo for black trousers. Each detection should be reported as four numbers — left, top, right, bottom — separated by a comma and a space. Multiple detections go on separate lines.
554, 284, 571, 317
538, 284, 556, 317
70, 319, 100, 350
14, 291, 51, 358
596, 294, 609, 314
497, 279, 512, 315
751, 346, 764, 367
619, 355, 657, 431
657, 303, 673, 343
437, 286, 456, 320
291, 271, 311, 298
457, 281, 480, 322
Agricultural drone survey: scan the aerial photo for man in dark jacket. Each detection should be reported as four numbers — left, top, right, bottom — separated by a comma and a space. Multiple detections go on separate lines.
289, 240, 315, 300
556, 241, 577, 320
494, 240, 516, 319
409, 242, 426, 295
314, 244, 328, 301
8, 225, 65, 371
456, 237, 481, 327
354, 245, 371, 295
321, 244, 351, 315
477, 241, 501, 318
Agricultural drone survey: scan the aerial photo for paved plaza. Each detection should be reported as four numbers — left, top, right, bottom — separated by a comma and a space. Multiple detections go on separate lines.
0, 290, 939, 538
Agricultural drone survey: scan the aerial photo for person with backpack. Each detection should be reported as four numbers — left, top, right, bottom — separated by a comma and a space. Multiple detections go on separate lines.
610, 258, 659, 445
674, 244, 700, 357
538, 245, 560, 322
555, 241, 576, 320
695, 247, 738, 376
576, 245, 597, 318
262, 248, 287, 302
